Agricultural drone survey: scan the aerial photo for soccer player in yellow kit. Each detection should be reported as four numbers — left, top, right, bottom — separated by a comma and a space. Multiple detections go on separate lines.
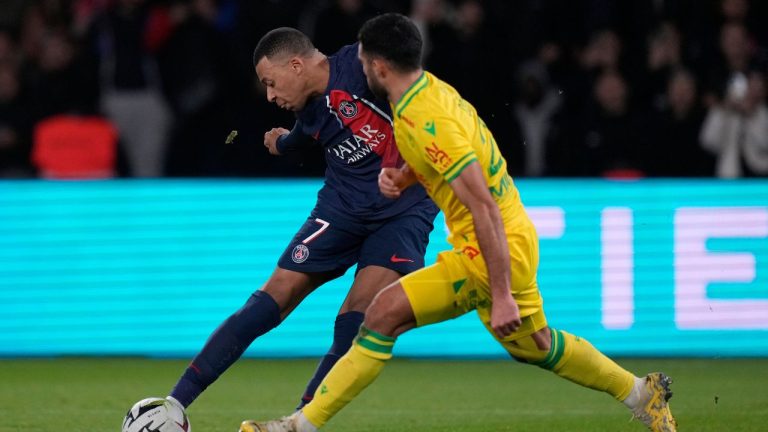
242, 13, 677, 432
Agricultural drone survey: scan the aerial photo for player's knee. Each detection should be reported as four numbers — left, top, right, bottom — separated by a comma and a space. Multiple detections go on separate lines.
501, 327, 552, 364
362, 301, 397, 336
363, 286, 410, 337
531, 326, 552, 351
342, 295, 373, 314
260, 268, 315, 312
345, 266, 403, 312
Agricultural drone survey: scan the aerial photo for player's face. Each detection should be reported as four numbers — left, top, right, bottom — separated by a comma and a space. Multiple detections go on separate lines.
255, 56, 308, 111
358, 45, 388, 101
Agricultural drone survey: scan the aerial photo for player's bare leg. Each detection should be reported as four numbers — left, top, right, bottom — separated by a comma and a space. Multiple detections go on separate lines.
261, 268, 335, 319
339, 265, 402, 314
295, 265, 402, 408
241, 282, 416, 432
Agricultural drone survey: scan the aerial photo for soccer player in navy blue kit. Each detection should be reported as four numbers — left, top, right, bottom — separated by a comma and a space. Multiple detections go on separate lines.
164, 28, 438, 418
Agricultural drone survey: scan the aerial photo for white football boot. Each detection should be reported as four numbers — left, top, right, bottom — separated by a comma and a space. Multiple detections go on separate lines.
239, 411, 316, 432
629, 372, 677, 431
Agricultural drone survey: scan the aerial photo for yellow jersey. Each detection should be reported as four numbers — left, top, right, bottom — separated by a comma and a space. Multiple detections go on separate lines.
392, 71, 533, 251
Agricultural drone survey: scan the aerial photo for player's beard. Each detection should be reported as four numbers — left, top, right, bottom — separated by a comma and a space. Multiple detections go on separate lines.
368, 77, 388, 102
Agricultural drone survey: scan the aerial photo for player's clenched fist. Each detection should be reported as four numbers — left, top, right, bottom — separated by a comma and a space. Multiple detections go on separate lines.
264, 127, 290, 155
490, 293, 522, 338
378, 168, 403, 199
379, 165, 417, 199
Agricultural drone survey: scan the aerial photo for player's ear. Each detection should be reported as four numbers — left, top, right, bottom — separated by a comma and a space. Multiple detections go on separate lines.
289, 57, 303, 75
372, 59, 387, 80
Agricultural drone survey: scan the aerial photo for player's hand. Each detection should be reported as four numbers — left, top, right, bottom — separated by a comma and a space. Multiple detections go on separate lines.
490, 292, 522, 339
379, 167, 405, 199
264, 127, 290, 155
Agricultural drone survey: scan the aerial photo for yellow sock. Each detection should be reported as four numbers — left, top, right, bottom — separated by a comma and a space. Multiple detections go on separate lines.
532, 328, 635, 401
302, 326, 394, 428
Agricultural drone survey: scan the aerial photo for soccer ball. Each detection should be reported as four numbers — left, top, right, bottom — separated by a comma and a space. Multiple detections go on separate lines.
121, 397, 191, 432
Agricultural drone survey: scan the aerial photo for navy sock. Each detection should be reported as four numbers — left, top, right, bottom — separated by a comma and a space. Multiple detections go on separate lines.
296, 311, 365, 409
169, 290, 281, 407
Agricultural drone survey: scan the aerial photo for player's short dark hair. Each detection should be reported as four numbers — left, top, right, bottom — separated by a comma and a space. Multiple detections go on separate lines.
358, 13, 422, 72
253, 27, 315, 66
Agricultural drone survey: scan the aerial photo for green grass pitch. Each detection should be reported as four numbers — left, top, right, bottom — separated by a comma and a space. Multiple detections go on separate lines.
0, 358, 766, 431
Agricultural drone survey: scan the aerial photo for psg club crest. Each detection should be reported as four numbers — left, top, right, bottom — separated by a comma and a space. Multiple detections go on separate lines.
338, 100, 358, 118
292, 244, 310, 263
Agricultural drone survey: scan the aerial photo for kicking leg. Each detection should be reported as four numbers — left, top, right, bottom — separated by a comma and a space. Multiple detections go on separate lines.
296, 265, 401, 409
240, 280, 417, 432
241, 255, 471, 432
169, 268, 333, 407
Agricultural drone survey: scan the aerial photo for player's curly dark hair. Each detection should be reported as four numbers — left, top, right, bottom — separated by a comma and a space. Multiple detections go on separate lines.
253, 27, 315, 66
358, 13, 422, 72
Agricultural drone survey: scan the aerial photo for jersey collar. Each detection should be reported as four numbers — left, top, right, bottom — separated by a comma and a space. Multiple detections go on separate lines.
394, 71, 428, 118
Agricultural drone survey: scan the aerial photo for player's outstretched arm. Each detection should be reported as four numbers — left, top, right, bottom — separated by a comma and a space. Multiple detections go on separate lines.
449, 161, 521, 338
264, 122, 314, 155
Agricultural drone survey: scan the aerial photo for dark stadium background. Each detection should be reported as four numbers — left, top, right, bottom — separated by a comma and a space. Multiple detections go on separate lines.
0, 0, 767, 179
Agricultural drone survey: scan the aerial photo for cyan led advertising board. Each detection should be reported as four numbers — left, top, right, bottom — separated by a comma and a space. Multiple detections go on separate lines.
0, 179, 766, 357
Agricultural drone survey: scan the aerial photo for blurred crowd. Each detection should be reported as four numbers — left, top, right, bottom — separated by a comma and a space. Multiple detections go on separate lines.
0, 0, 767, 179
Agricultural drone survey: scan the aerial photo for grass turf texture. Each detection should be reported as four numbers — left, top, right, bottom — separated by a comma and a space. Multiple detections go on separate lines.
0, 358, 765, 431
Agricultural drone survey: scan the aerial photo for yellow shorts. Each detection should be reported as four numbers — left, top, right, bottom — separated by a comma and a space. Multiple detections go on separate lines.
400, 227, 547, 342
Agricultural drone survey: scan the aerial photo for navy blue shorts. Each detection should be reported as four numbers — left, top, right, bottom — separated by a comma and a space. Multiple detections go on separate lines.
277, 200, 437, 276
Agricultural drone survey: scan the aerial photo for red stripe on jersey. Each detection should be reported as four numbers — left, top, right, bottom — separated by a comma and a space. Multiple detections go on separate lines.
328, 90, 401, 167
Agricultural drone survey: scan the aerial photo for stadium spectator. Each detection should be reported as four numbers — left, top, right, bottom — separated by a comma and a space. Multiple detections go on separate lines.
703, 21, 760, 105
581, 28, 624, 74
89, 0, 172, 177
642, 22, 684, 112
559, 28, 626, 152
578, 70, 645, 177
409, 0, 444, 61
159, 0, 235, 176
25, 29, 97, 121
646, 68, 714, 176
18, 3, 55, 65
417, 0, 518, 176
718, 0, 768, 42
410, 0, 455, 82
509, 60, 567, 177
443, 0, 500, 113
303, 0, 377, 56
0, 0, 766, 178
700, 70, 768, 177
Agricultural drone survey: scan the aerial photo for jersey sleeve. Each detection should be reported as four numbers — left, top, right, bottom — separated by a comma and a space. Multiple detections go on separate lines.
276, 121, 314, 153
415, 114, 477, 182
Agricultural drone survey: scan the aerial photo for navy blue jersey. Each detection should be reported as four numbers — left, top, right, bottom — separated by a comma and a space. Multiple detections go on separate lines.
285, 43, 434, 220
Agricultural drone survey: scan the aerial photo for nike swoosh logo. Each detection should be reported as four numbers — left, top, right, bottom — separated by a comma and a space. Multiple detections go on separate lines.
390, 254, 415, 263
